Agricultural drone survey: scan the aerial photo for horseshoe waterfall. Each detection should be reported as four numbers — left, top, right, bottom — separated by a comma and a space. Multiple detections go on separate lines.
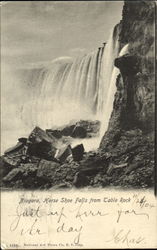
19, 24, 123, 150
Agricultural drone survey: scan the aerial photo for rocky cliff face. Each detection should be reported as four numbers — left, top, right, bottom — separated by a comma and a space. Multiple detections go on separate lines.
99, 1, 155, 187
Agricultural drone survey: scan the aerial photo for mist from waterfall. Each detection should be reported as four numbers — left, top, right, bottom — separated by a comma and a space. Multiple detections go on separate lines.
21, 49, 105, 129
22, 24, 121, 130
2, 24, 128, 153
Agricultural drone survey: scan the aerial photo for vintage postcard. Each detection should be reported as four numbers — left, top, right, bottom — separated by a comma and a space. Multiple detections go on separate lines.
0, 0, 156, 249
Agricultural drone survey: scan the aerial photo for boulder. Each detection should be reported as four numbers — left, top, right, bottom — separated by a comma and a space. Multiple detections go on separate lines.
61, 125, 75, 136
76, 120, 100, 135
27, 140, 56, 159
71, 126, 87, 138
46, 129, 62, 139
18, 137, 28, 144
3, 155, 21, 167
2, 162, 39, 188
58, 120, 100, 138
73, 172, 89, 187
72, 144, 84, 161
4, 142, 24, 155
28, 126, 56, 144
55, 145, 72, 163
3, 143, 28, 169
0, 157, 13, 180
3, 168, 22, 183
27, 126, 57, 159
37, 159, 60, 182
115, 54, 140, 76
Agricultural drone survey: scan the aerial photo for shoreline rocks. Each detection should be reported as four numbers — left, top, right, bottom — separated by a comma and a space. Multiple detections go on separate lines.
0, 120, 102, 189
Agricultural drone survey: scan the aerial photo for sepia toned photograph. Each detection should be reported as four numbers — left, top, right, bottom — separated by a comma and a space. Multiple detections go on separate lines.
0, 0, 156, 249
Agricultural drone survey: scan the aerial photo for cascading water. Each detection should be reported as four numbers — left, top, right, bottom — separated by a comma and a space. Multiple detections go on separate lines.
97, 24, 120, 116
21, 23, 126, 151
2, 23, 129, 153
21, 25, 121, 130
22, 49, 105, 129
99, 43, 129, 138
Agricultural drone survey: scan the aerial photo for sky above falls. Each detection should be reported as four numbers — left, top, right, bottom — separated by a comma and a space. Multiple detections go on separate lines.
1, 1, 123, 68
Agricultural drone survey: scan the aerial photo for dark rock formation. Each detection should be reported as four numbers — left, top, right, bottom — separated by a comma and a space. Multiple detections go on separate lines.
71, 126, 87, 138
28, 126, 56, 144
18, 137, 27, 144
3, 168, 23, 183
46, 129, 62, 139
37, 160, 60, 182
73, 172, 90, 188
3, 154, 21, 167
73, 120, 100, 137
55, 145, 72, 163
71, 144, 84, 161
115, 54, 140, 76
48, 120, 100, 138
27, 126, 57, 160
2, 141, 27, 170
62, 125, 75, 136
0, 125, 86, 189
0, 157, 14, 181
4, 142, 25, 155
99, 1, 155, 188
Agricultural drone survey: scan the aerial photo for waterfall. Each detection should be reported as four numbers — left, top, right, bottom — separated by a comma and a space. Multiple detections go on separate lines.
97, 24, 120, 116
99, 43, 129, 138
21, 25, 121, 131
2, 23, 129, 153
22, 49, 104, 129
20, 23, 127, 151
